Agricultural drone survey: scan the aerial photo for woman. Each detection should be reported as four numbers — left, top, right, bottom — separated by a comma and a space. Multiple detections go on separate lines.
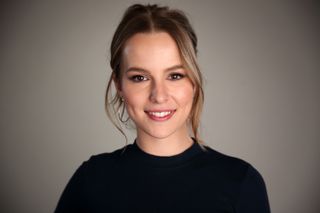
55, 4, 270, 212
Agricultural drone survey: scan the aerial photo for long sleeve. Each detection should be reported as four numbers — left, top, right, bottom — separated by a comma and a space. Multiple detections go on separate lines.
55, 162, 88, 213
234, 165, 271, 213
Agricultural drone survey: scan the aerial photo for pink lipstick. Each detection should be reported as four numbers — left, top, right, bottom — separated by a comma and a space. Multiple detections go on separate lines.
145, 110, 176, 121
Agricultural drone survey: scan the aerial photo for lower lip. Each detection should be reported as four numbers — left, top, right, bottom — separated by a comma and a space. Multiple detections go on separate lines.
146, 110, 176, 121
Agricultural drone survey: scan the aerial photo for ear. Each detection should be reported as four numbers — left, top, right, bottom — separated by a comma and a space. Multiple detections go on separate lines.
112, 72, 123, 97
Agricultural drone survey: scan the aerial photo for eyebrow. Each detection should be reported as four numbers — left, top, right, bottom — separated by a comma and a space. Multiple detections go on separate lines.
126, 64, 185, 73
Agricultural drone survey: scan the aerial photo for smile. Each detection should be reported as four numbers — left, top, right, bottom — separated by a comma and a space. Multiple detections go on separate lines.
145, 110, 176, 121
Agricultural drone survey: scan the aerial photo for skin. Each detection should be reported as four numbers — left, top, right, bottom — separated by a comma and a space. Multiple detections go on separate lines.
117, 32, 195, 156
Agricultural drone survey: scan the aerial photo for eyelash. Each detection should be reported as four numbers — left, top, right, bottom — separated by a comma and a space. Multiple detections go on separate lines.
129, 75, 148, 82
169, 73, 185, 80
129, 73, 185, 82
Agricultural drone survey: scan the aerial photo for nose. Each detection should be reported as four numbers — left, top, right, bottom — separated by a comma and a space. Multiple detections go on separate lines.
149, 80, 169, 103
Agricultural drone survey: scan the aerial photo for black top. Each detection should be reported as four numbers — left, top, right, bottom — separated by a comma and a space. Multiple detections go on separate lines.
55, 139, 270, 213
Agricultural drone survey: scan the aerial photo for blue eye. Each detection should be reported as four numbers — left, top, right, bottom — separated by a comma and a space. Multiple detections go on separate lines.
169, 73, 185, 80
129, 75, 148, 82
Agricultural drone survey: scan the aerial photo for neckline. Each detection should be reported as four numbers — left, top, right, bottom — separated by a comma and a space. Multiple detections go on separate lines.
127, 138, 203, 168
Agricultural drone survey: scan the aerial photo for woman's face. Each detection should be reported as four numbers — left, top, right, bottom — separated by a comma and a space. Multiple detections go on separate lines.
119, 32, 194, 140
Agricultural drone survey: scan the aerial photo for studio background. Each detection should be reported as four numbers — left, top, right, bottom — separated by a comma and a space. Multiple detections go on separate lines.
1, 0, 319, 212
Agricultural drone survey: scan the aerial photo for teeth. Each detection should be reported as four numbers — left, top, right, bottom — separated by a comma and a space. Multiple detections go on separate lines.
148, 111, 172, 117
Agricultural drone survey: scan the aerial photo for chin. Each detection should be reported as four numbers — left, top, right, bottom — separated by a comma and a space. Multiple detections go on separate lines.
145, 130, 174, 140
140, 125, 185, 140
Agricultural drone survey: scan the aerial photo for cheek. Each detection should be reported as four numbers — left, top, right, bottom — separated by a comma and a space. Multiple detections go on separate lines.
121, 79, 141, 101
121, 85, 146, 113
124, 94, 142, 109
172, 84, 194, 107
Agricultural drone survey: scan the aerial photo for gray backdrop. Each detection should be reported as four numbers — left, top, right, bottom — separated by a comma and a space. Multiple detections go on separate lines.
1, 0, 319, 212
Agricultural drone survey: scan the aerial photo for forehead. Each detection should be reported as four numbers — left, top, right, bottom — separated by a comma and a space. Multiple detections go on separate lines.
122, 32, 182, 71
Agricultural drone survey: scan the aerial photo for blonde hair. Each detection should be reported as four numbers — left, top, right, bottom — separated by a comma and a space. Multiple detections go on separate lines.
105, 4, 205, 148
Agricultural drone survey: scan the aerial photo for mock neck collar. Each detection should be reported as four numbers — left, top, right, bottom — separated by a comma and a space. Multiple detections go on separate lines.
125, 138, 204, 168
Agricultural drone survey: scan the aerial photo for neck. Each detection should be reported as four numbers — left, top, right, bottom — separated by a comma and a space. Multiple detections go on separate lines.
135, 130, 193, 157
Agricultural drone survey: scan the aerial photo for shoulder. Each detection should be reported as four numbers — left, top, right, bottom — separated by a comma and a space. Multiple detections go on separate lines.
201, 145, 270, 211
82, 145, 130, 169
200, 145, 264, 183
68, 145, 132, 184
66, 145, 131, 178
201, 146, 250, 172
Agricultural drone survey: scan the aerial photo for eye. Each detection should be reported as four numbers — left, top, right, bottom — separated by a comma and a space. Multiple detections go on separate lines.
129, 75, 148, 82
169, 73, 185, 80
